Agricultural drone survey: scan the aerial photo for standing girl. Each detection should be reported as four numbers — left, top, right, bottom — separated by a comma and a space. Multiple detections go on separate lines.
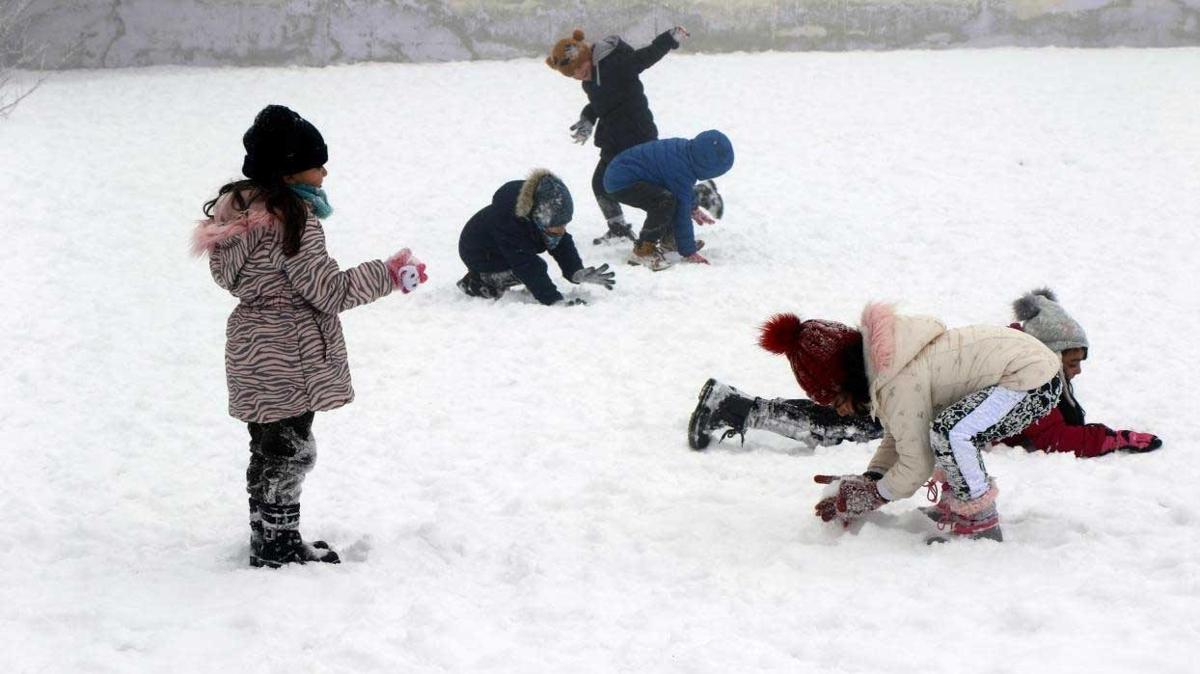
546, 26, 688, 244
192, 105, 427, 567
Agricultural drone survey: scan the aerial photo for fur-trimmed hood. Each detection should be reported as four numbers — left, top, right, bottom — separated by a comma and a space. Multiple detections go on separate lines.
190, 192, 278, 257
513, 169, 573, 229
859, 302, 945, 400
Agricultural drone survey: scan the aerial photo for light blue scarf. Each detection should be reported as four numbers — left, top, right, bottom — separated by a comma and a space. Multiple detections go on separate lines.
289, 184, 333, 219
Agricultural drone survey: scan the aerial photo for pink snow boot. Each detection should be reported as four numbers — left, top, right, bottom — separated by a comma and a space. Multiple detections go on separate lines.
926, 480, 1003, 543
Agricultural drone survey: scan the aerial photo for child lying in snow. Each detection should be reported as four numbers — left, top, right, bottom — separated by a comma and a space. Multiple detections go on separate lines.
999, 288, 1161, 457
689, 289, 1161, 459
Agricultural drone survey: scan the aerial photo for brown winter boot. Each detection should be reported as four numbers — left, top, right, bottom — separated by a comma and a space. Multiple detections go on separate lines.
627, 240, 672, 271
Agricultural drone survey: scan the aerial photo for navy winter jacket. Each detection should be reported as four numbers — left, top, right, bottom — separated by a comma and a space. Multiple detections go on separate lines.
580, 31, 678, 159
603, 130, 735, 256
458, 181, 584, 305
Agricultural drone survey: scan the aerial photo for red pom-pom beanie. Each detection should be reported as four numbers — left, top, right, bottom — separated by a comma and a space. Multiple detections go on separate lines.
758, 313, 863, 406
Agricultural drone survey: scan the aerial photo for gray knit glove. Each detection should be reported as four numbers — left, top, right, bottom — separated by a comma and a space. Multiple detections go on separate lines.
569, 117, 594, 144
571, 263, 615, 290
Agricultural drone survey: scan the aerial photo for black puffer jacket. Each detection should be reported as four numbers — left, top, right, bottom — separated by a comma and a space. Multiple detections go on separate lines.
458, 180, 584, 305
580, 31, 679, 159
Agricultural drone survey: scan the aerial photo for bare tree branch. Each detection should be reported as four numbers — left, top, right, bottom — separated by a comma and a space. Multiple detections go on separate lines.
0, 0, 47, 118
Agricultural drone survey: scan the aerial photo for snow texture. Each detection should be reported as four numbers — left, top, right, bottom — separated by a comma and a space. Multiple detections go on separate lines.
2, 48, 1199, 672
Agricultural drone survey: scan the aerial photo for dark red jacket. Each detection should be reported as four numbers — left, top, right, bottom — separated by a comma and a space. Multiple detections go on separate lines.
1000, 407, 1116, 458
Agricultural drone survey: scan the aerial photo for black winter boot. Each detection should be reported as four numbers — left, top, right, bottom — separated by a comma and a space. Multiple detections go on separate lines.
249, 498, 264, 559
593, 220, 637, 245
688, 378, 756, 450
251, 502, 340, 568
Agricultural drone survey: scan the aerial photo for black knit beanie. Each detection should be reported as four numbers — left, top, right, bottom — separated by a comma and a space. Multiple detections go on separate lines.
241, 105, 328, 182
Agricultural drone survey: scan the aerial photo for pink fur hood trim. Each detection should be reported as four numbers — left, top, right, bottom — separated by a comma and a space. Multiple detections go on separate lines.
860, 302, 897, 373
190, 198, 278, 257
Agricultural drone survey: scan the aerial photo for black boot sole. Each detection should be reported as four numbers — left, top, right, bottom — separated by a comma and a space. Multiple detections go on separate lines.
688, 378, 717, 450
593, 228, 637, 245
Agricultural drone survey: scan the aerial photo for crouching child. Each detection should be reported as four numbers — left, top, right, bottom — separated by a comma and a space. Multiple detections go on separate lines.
457, 170, 615, 305
760, 304, 1062, 542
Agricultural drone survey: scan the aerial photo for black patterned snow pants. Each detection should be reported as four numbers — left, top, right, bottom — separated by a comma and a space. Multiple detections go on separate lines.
246, 411, 317, 506
750, 398, 884, 447
931, 376, 1063, 501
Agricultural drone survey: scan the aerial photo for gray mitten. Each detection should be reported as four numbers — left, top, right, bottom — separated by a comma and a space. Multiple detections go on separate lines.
571, 263, 615, 290
569, 117, 594, 144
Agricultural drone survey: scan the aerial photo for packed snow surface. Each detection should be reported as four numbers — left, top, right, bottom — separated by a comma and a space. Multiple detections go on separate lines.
2, 48, 1198, 672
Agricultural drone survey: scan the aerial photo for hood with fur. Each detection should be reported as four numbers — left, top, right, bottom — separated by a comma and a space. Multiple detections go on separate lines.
514, 169, 573, 229
860, 302, 945, 401
190, 192, 278, 257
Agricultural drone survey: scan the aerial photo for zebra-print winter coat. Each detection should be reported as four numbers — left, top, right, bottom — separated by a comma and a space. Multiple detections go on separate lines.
193, 193, 393, 423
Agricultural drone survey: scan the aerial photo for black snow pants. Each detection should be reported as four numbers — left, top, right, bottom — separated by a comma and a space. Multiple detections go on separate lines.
246, 411, 316, 506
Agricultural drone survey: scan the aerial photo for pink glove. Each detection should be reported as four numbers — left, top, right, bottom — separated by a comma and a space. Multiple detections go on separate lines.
813, 474, 887, 524
1100, 430, 1162, 453
385, 248, 428, 293
691, 206, 715, 225
683, 252, 710, 264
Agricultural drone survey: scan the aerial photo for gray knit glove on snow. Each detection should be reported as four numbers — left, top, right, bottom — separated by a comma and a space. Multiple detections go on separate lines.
571, 263, 615, 290
569, 117, 594, 144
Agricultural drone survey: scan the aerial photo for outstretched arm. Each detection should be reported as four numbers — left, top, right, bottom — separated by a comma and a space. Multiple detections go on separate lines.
1016, 409, 1115, 458
633, 28, 685, 72
283, 219, 393, 314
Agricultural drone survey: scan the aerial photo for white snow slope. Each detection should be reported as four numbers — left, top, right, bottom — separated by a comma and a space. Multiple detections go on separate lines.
2, 48, 1198, 673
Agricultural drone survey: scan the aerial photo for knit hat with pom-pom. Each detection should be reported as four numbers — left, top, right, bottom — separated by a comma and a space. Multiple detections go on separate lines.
546, 29, 592, 76
758, 313, 863, 406
1013, 288, 1088, 354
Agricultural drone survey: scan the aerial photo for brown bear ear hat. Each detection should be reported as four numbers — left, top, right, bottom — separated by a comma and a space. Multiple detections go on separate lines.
546, 29, 592, 76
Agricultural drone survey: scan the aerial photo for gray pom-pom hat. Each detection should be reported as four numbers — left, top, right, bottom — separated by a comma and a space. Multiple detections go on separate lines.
1013, 288, 1088, 354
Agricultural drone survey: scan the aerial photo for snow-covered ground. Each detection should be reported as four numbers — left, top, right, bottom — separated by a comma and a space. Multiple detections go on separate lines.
2, 48, 1198, 673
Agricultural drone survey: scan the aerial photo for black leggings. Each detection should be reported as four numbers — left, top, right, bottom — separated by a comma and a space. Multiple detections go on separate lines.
592, 156, 624, 223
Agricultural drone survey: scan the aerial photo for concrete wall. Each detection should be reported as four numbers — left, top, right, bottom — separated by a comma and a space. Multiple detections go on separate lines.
10, 0, 1200, 69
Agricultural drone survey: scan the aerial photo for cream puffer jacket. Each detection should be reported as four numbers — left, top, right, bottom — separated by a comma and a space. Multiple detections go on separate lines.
860, 303, 1059, 500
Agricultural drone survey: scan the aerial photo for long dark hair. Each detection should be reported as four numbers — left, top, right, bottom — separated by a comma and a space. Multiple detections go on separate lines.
203, 178, 307, 257
841, 339, 871, 409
